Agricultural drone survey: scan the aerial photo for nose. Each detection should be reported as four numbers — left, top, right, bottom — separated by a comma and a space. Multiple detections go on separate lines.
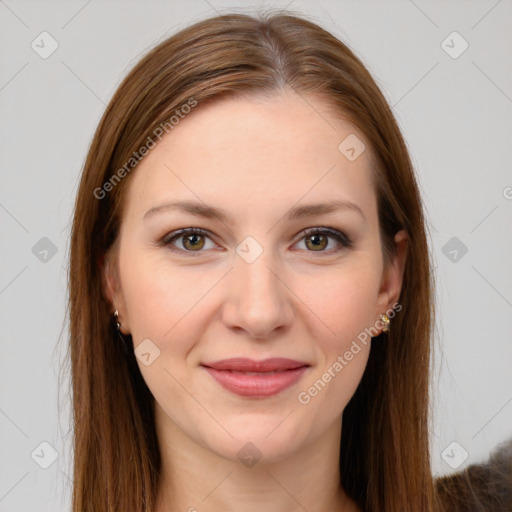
221, 251, 293, 340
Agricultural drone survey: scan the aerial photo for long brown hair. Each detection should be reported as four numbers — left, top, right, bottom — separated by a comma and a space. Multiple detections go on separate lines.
67, 10, 441, 511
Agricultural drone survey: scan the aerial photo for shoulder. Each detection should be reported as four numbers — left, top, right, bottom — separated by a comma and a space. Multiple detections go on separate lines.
435, 438, 512, 512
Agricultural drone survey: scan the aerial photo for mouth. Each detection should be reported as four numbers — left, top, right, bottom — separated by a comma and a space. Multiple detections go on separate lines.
200, 358, 310, 398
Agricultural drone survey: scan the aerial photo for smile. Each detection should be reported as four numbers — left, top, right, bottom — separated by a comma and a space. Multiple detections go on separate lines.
201, 358, 310, 398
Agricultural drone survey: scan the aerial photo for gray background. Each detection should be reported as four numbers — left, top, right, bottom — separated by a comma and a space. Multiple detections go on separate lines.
1, 0, 511, 510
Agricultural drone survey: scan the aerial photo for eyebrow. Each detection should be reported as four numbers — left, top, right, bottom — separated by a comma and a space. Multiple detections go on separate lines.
143, 199, 366, 223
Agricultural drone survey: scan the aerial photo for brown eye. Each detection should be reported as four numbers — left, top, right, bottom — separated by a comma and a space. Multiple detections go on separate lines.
182, 233, 205, 251
305, 233, 328, 251
295, 227, 353, 254
162, 226, 352, 257
162, 228, 216, 255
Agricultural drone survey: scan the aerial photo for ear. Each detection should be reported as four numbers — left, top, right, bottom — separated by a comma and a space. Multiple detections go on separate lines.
375, 229, 408, 328
100, 248, 131, 335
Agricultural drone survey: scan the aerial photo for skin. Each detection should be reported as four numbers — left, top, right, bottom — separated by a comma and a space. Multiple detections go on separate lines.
103, 89, 408, 512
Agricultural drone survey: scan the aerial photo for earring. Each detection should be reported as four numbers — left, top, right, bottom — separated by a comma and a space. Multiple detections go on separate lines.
380, 313, 390, 332
114, 309, 121, 330
113, 309, 130, 356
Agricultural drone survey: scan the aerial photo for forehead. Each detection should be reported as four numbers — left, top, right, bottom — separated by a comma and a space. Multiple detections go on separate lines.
121, 90, 377, 226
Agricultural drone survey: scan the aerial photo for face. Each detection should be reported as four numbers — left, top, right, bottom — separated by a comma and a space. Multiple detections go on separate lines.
104, 90, 407, 465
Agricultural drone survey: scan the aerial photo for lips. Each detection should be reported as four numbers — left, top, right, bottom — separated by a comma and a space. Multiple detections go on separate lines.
202, 357, 308, 372
201, 358, 310, 398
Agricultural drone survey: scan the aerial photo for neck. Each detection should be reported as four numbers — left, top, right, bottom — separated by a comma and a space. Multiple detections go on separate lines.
154, 405, 359, 512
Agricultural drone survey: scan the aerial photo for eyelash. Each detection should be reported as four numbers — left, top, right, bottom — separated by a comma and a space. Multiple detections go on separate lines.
159, 226, 353, 256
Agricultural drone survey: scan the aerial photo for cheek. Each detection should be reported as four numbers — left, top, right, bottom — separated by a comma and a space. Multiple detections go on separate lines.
121, 243, 382, 348
293, 258, 379, 406
118, 253, 210, 419
297, 258, 381, 345
118, 248, 205, 347
295, 272, 375, 425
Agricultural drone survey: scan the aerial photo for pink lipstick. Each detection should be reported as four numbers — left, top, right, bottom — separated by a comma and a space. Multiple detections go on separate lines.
201, 357, 309, 398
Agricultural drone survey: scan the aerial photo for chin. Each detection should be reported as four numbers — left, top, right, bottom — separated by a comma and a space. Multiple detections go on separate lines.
199, 414, 311, 467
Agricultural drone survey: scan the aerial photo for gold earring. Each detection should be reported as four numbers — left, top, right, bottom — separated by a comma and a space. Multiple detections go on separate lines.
380, 314, 390, 332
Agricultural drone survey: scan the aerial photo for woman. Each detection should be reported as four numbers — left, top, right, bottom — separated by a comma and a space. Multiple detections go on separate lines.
69, 10, 447, 511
